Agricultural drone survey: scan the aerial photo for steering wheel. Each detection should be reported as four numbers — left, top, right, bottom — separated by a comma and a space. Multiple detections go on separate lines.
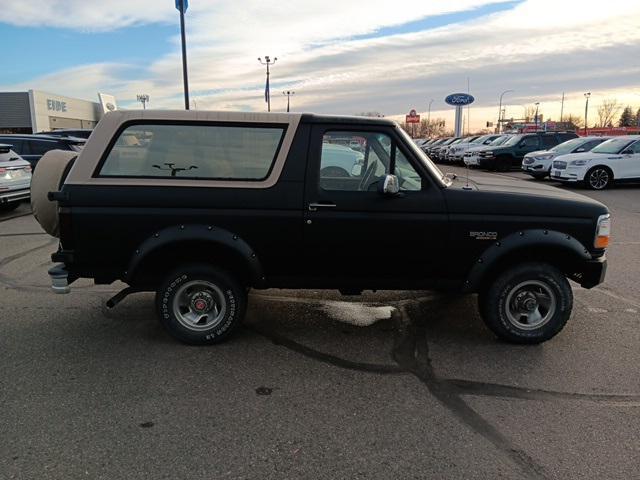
321, 166, 350, 178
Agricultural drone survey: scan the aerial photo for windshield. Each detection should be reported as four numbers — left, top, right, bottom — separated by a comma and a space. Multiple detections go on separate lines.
502, 135, 523, 146
396, 126, 446, 186
550, 138, 584, 154
490, 135, 510, 146
591, 138, 634, 154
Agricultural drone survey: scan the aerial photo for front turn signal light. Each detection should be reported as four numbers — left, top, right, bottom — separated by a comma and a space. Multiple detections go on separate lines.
594, 214, 611, 249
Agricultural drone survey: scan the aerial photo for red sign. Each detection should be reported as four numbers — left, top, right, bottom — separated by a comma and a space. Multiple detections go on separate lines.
406, 109, 420, 124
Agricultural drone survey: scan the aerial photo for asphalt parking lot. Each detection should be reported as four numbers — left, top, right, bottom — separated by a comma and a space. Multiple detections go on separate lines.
1, 169, 639, 480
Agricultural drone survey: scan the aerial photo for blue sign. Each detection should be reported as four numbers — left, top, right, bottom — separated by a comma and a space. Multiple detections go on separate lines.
445, 93, 475, 106
175, 0, 188, 13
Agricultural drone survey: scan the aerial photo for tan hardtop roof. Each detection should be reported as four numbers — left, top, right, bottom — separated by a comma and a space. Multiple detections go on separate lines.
100, 109, 397, 126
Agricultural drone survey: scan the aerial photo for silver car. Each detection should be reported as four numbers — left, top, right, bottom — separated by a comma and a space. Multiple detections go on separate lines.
0, 144, 32, 212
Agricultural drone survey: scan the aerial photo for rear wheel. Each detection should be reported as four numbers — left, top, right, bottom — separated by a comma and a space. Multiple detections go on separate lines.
156, 264, 246, 345
585, 166, 613, 190
478, 262, 572, 344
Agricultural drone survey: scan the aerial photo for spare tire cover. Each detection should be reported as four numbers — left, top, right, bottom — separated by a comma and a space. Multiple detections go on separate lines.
31, 150, 77, 238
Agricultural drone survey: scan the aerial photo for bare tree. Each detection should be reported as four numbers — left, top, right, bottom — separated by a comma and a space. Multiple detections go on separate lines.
596, 98, 622, 128
564, 114, 584, 129
524, 106, 537, 122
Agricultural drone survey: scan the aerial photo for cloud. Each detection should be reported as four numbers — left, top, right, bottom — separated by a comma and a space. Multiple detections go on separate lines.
1, 0, 639, 129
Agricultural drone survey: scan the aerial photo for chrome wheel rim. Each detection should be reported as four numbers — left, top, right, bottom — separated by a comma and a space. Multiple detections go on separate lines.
505, 280, 556, 330
589, 169, 609, 189
172, 280, 226, 331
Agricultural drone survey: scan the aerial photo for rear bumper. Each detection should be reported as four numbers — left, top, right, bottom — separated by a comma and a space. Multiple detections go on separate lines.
0, 188, 30, 204
575, 255, 607, 289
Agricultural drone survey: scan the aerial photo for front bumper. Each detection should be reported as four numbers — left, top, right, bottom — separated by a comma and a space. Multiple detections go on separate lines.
0, 187, 30, 204
573, 255, 607, 289
522, 162, 550, 175
550, 168, 584, 182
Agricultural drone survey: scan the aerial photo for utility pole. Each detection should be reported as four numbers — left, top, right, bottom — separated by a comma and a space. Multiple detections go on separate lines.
498, 89, 514, 133
427, 99, 433, 137
534, 102, 540, 130
560, 92, 565, 123
176, 0, 190, 110
282, 90, 295, 112
584, 92, 591, 135
136, 94, 149, 110
258, 56, 277, 112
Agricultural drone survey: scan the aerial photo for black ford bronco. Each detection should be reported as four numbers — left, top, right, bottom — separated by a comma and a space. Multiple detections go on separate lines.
31, 111, 610, 345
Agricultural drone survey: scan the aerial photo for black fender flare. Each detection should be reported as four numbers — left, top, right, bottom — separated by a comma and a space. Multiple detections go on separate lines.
462, 229, 591, 292
124, 224, 265, 286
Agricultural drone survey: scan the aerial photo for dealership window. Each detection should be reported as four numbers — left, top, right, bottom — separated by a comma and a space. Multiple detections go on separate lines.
98, 123, 285, 180
320, 131, 421, 191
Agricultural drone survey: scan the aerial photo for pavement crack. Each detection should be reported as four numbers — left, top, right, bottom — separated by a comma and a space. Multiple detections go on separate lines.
0, 239, 57, 270
249, 323, 406, 375
392, 302, 550, 480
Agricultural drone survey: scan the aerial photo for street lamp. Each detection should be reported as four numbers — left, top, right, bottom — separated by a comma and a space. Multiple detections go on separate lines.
498, 89, 514, 133
258, 56, 277, 112
584, 92, 591, 135
136, 94, 149, 110
534, 102, 540, 130
282, 90, 295, 112
427, 99, 433, 137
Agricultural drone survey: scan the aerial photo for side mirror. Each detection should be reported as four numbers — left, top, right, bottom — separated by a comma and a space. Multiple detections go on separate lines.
379, 174, 400, 196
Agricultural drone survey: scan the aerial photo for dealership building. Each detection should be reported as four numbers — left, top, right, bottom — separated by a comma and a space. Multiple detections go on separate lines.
0, 90, 116, 134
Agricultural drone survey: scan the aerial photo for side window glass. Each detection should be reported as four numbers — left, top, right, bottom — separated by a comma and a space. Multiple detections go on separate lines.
580, 140, 599, 151
99, 123, 285, 180
520, 137, 539, 148
319, 131, 421, 192
320, 131, 384, 191
628, 141, 640, 154
395, 149, 422, 191
541, 136, 556, 148
27, 141, 55, 156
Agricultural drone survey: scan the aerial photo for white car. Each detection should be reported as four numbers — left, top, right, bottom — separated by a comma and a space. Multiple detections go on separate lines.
463, 135, 512, 166
522, 136, 611, 180
0, 144, 32, 212
447, 134, 503, 163
550, 135, 640, 189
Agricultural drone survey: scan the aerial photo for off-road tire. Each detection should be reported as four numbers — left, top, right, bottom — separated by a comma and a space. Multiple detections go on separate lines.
478, 262, 572, 344
155, 264, 246, 345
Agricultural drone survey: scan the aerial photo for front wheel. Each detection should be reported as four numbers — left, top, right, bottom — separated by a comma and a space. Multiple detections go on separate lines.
478, 262, 572, 344
156, 264, 247, 345
585, 166, 612, 190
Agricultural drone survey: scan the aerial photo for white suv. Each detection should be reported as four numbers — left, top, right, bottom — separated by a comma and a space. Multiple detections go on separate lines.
522, 136, 610, 180
550, 135, 640, 189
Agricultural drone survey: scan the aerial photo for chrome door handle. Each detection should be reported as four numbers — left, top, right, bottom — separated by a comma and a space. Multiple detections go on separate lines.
308, 203, 337, 211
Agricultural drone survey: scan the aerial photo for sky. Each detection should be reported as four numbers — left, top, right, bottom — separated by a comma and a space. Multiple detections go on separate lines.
1, 0, 639, 130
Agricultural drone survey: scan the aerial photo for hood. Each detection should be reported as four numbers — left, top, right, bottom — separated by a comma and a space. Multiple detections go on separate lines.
466, 144, 495, 153
554, 151, 609, 163
0, 156, 30, 169
445, 172, 608, 218
524, 149, 554, 158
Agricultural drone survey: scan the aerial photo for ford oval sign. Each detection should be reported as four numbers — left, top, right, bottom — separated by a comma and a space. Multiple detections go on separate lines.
445, 93, 475, 106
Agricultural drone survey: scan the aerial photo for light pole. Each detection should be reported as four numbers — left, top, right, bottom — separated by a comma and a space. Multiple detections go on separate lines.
427, 99, 433, 137
534, 102, 540, 130
136, 94, 149, 110
258, 56, 277, 112
498, 89, 514, 133
584, 92, 591, 135
282, 90, 295, 112
176, 0, 190, 110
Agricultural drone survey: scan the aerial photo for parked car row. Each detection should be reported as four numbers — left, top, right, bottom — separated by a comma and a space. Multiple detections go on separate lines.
418, 131, 640, 190
0, 134, 85, 170
0, 144, 32, 212
0, 132, 87, 212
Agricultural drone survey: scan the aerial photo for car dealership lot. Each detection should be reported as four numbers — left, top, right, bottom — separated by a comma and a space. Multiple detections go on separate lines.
1, 171, 639, 479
